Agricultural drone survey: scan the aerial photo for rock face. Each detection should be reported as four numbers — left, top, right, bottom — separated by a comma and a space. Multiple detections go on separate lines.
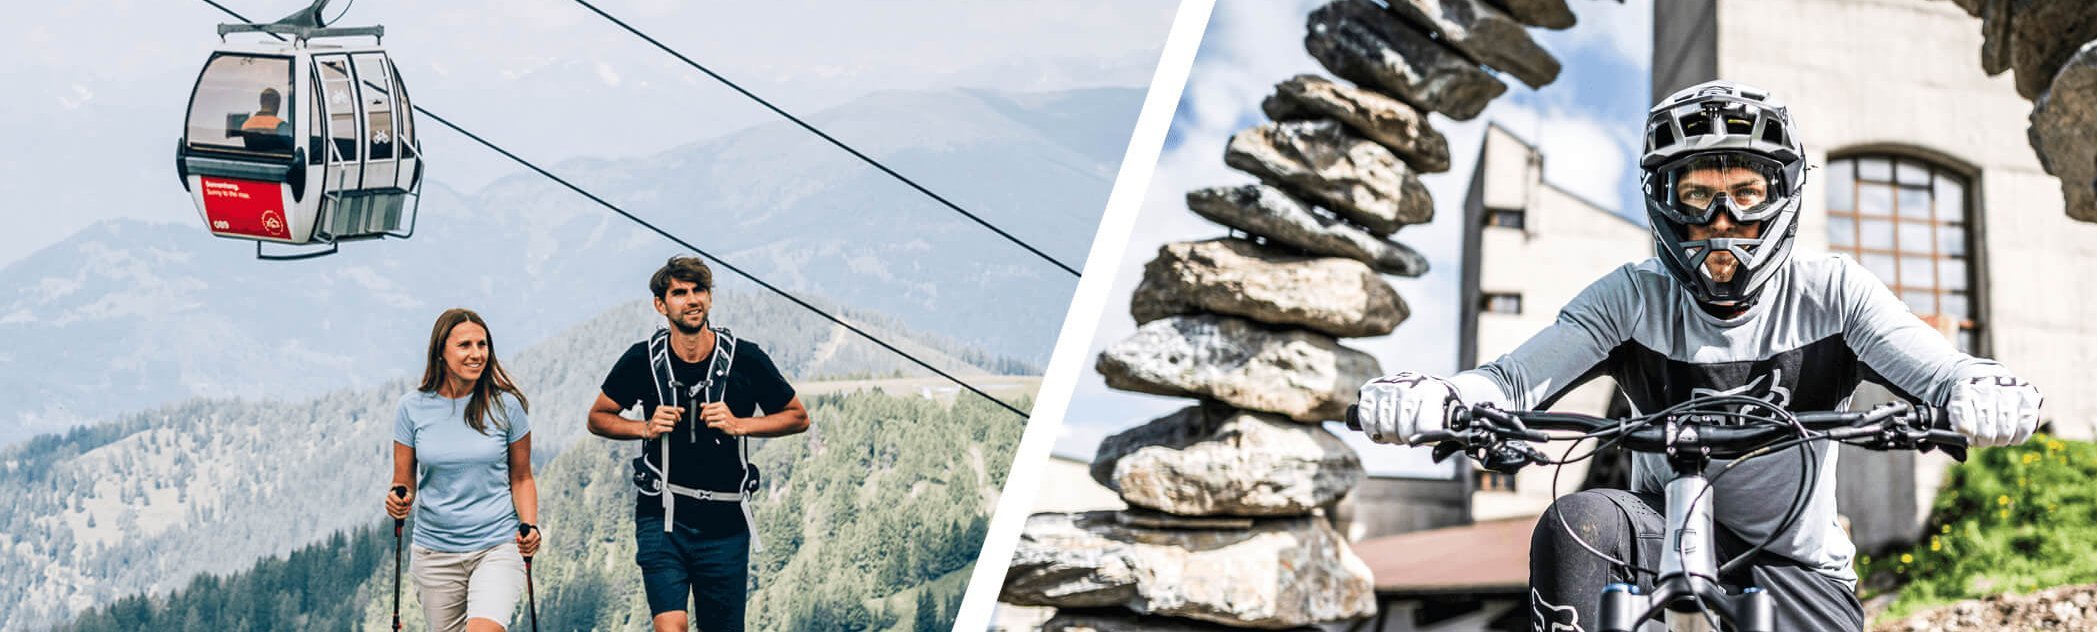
1002, 512, 1378, 629
1979, 0, 2097, 99
1096, 315, 1379, 423
1225, 121, 1434, 234
1305, 0, 1507, 120
2029, 39, 2097, 222
1131, 239, 1408, 338
1089, 405, 1365, 517
1483, 0, 1576, 29
1263, 74, 1451, 173
1185, 185, 1430, 277
1385, 0, 1562, 88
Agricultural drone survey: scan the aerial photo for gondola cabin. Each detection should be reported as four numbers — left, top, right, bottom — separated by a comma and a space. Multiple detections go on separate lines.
176, 14, 420, 259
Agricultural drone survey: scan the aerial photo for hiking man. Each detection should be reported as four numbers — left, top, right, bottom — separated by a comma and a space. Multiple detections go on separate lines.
588, 256, 811, 632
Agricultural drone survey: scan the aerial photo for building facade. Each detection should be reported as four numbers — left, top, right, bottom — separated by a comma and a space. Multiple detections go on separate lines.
1457, 124, 1652, 520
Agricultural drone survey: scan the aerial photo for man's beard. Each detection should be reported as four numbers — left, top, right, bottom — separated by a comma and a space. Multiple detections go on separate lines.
670, 312, 708, 335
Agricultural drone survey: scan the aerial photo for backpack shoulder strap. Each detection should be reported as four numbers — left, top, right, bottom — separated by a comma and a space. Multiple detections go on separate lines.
646, 328, 676, 409
708, 326, 737, 395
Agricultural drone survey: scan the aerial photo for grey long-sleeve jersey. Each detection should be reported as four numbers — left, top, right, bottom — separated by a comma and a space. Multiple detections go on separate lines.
1446, 254, 2006, 586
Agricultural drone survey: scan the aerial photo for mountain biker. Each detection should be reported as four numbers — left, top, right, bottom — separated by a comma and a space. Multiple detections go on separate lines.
1354, 80, 2044, 631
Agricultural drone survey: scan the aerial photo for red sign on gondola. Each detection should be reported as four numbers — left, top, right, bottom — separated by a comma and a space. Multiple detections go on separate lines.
198, 177, 291, 240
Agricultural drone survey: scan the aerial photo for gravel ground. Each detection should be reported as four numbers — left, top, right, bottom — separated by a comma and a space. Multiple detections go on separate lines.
1874, 584, 2097, 631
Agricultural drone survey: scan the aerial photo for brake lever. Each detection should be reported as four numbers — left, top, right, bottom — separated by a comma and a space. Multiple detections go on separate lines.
1834, 412, 1970, 463
1479, 439, 1545, 475
1430, 441, 1466, 464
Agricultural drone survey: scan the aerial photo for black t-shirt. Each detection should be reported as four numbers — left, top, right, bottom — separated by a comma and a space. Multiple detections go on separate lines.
601, 333, 795, 535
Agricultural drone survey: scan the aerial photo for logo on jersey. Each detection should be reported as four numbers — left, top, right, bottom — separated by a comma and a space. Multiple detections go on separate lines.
1532, 588, 1584, 632
1690, 368, 1791, 415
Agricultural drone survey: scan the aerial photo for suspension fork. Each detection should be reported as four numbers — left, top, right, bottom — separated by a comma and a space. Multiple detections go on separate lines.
1599, 465, 1772, 631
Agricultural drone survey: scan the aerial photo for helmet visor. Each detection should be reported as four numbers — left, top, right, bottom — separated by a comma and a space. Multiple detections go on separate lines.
1647, 152, 1793, 226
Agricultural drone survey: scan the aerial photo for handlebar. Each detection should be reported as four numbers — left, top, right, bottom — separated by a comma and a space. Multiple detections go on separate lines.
1343, 398, 1966, 468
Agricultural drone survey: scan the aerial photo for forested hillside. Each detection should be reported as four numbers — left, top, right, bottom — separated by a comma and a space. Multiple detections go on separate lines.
3, 291, 1027, 630
61, 390, 1022, 631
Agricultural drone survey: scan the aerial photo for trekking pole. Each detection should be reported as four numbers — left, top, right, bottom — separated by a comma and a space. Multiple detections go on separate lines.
391, 485, 408, 631
518, 522, 541, 632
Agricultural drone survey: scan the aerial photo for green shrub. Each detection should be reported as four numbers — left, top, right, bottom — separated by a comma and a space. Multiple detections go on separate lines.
1859, 434, 2097, 621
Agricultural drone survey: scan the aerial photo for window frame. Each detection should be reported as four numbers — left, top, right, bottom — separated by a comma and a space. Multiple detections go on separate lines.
1824, 151, 1988, 356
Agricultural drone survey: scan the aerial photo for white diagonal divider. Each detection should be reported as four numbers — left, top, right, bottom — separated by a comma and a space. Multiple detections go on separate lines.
950, 0, 1217, 628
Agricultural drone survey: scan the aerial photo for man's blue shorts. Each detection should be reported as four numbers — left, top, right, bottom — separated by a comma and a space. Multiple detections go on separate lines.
634, 513, 750, 631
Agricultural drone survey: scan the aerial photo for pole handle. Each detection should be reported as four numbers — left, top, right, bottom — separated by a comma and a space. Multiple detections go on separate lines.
390, 485, 408, 534
517, 522, 536, 564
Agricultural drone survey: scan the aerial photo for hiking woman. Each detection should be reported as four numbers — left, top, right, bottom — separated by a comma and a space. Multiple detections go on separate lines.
386, 308, 542, 632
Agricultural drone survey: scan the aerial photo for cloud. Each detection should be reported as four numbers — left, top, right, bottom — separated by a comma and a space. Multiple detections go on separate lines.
57, 84, 93, 110
594, 60, 621, 87
1543, 0, 1654, 73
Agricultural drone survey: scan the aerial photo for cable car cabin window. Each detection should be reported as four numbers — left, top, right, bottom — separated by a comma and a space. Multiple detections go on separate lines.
186, 54, 294, 158
392, 61, 415, 158
308, 73, 325, 165
391, 59, 415, 156
353, 54, 394, 161
318, 58, 359, 162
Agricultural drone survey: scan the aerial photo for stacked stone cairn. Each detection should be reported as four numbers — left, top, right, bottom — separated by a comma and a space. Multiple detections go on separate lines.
998, 1, 1570, 629
1951, 0, 2097, 221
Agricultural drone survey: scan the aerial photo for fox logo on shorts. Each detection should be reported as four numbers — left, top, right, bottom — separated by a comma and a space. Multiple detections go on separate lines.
1532, 588, 1584, 632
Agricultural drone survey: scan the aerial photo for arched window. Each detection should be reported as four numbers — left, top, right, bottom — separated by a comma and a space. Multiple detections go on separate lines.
1824, 155, 1982, 354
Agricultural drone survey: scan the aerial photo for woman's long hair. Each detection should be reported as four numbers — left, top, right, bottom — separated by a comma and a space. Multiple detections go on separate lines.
419, 308, 530, 435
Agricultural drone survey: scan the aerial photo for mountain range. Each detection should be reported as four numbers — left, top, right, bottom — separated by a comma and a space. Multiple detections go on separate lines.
0, 86, 1139, 447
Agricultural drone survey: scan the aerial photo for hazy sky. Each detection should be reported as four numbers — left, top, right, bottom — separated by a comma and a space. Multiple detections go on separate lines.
0, 0, 1177, 267
1054, 0, 1656, 477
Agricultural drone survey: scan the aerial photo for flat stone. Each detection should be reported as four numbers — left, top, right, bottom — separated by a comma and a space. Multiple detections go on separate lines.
2030, 39, 2097, 222
1043, 609, 1319, 632
1483, 0, 1576, 28
1096, 314, 1380, 423
1131, 239, 1408, 338
1114, 507, 1258, 531
1225, 120, 1434, 234
1263, 74, 1451, 173
1306, 0, 1506, 121
1091, 405, 1365, 517
1982, 0, 2012, 74
1186, 185, 1430, 277
1980, 0, 2097, 99
1386, 0, 1562, 88
1002, 512, 1377, 628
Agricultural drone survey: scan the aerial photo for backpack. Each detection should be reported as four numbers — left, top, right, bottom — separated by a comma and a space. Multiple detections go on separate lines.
629, 326, 763, 551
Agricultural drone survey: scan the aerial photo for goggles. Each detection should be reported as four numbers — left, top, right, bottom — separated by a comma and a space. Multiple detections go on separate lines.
1645, 151, 1796, 226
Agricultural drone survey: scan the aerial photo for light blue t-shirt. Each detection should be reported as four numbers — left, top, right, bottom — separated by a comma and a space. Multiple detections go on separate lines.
394, 390, 530, 553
